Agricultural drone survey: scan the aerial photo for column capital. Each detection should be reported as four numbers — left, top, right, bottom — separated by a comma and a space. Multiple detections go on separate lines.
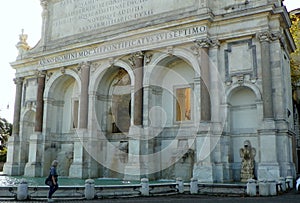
132, 51, 144, 59
192, 38, 219, 55
13, 77, 24, 85
35, 70, 47, 78
77, 61, 91, 73
257, 31, 271, 42
195, 37, 213, 48
257, 30, 284, 46
78, 61, 91, 69
129, 51, 144, 66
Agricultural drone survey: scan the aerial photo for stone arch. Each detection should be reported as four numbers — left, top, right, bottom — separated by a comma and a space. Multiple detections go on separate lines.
92, 60, 134, 179
226, 82, 262, 104
89, 59, 135, 93
44, 69, 81, 98
44, 70, 80, 132
227, 85, 260, 134
42, 70, 79, 176
93, 62, 133, 134
145, 48, 200, 85
145, 49, 199, 127
144, 50, 198, 181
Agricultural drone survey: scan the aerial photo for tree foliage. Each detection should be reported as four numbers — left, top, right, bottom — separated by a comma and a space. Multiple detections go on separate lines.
290, 13, 300, 85
0, 117, 12, 162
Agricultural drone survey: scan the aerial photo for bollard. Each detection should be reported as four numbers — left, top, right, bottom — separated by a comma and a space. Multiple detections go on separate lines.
296, 177, 300, 192
176, 177, 184, 194
190, 178, 198, 194
286, 176, 293, 190
258, 180, 269, 196
84, 179, 95, 200
17, 179, 28, 200
140, 178, 149, 196
278, 177, 286, 192
246, 179, 257, 196
268, 179, 277, 196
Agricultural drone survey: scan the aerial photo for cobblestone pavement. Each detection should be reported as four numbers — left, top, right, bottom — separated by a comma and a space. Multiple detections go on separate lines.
0, 190, 298, 203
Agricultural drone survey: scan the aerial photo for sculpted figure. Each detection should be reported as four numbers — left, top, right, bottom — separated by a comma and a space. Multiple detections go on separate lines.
240, 140, 256, 182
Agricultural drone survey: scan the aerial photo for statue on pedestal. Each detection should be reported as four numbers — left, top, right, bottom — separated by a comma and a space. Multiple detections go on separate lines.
240, 140, 256, 182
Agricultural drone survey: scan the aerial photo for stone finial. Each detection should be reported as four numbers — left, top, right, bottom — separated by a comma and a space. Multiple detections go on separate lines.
40, 0, 49, 15
16, 29, 30, 59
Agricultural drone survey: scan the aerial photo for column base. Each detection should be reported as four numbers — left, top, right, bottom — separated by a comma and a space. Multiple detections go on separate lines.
124, 163, 143, 180
69, 162, 88, 179
24, 162, 42, 177
3, 163, 22, 176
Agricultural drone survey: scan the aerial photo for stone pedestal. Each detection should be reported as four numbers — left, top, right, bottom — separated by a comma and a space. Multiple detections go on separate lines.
124, 126, 147, 180
69, 129, 88, 178
24, 133, 44, 177
257, 120, 280, 180
3, 136, 21, 175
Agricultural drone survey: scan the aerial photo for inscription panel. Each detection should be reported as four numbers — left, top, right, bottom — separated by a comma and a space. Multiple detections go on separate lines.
50, 0, 196, 40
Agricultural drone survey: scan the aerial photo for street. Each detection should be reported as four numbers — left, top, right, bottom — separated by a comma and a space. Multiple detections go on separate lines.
2, 190, 298, 203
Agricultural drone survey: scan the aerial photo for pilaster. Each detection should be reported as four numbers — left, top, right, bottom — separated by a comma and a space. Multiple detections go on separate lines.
257, 31, 274, 119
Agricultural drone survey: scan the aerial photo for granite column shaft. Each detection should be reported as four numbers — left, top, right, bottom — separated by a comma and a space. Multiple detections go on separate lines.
35, 72, 45, 132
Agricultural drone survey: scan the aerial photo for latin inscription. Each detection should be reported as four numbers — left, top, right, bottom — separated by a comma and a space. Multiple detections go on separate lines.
40, 25, 206, 66
50, 0, 195, 39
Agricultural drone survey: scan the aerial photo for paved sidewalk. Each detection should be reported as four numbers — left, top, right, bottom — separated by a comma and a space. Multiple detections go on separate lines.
0, 190, 299, 203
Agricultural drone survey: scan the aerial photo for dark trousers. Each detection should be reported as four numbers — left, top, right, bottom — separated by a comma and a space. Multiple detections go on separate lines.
48, 184, 59, 198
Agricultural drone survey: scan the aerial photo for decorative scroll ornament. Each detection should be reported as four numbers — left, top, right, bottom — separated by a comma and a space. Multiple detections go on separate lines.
129, 51, 144, 66
257, 31, 271, 42
35, 70, 47, 78
145, 52, 153, 65
191, 38, 220, 55
196, 37, 213, 48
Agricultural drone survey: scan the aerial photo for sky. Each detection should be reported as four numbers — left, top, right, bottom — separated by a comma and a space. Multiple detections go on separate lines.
0, 0, 299, 123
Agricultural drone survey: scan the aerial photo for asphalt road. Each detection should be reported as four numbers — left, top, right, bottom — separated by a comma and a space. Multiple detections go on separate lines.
2, 190, 298, 203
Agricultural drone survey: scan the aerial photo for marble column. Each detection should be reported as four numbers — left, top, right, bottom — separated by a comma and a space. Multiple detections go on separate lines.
35, 71, 46, 132
3, 77, 24, 175
69, 62, 90, 179
132, 51, 144, 126
79, 61, 90, 129
124, 51, 146, 180
13, 77, 24, 135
